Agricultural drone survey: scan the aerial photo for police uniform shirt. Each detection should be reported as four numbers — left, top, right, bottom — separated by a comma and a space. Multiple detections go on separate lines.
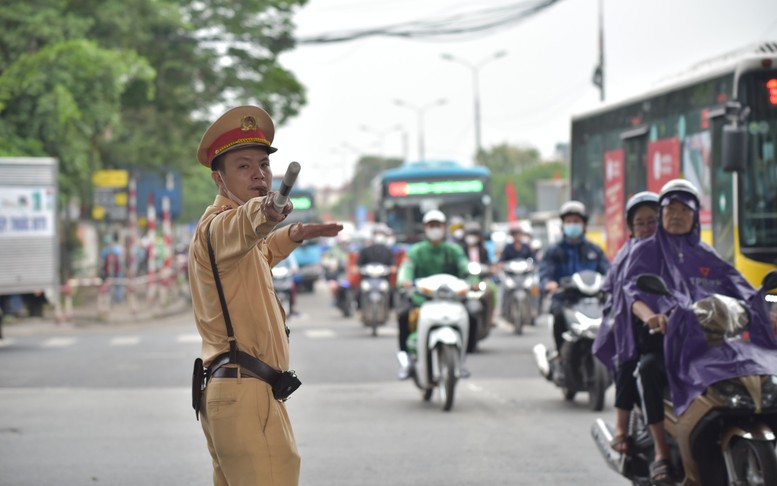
189, 194, 301, 370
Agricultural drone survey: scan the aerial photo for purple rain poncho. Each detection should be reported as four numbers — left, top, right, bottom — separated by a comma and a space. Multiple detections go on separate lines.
615, 204, 777, 416
593, 238, 638, 376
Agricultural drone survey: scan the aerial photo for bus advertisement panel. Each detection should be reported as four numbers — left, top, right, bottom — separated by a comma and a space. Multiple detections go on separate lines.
374, 160, 491, 243
570, 44, 777, 286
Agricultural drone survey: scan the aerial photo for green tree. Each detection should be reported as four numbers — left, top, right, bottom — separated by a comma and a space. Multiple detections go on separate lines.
0, 0, 308, 278
328, 155, 402, 221
478, 143, 567, 220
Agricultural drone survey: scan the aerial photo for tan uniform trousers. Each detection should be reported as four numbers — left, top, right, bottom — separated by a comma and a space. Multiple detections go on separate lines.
201, 375, 300, 486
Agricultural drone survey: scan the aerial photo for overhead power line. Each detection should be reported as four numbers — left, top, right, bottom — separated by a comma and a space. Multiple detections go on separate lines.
295, 0, 565, 44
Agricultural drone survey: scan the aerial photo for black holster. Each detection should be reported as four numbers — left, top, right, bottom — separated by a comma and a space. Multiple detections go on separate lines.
192, 357, 205, 421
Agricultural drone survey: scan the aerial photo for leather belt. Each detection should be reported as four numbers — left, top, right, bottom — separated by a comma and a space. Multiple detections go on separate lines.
210, 367, 260, 380
208, 351, 282, 386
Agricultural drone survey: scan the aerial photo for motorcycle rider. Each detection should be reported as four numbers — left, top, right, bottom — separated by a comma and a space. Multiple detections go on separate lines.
395, 209, 470, 379
592, 191, 660, 455
357, 223, 395, 268
460, 221, 497, 335
539, 200, 610, 358
618, 179, 777, 484
357, 223, 397, 310
498, 222, 536, 263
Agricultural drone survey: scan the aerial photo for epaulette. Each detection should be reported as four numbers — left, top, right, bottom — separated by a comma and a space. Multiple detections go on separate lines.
214, 205, 234, 215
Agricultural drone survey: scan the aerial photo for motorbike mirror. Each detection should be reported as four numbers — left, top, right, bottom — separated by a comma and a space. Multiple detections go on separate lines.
468, 261, 482, 276
761, 270, 777, 293
635, 273, 673, 297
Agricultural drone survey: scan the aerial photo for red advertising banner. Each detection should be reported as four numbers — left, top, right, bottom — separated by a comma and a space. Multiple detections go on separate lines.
604, 148, 625, 260
647, 137, 681, 193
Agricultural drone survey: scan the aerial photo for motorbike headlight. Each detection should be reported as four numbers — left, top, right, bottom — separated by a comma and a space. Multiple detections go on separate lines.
711, 380, 756, 410
762, 376, 777, 409
360, 281, 371, 292
379, 280, 390, 292
434, 284, 456, 300
569, 312, 602, 337
504, 277, 516, 289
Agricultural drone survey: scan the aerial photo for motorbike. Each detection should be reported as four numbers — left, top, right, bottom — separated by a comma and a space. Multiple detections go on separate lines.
359, 263, 392, 336
323, 253, 356, 317
465, 261, 492, 352
271, 263, 294, 318
399, 273, 470, 412
591, 272, 777, 486
499, 258, 539, 335
533, 270, 611, 411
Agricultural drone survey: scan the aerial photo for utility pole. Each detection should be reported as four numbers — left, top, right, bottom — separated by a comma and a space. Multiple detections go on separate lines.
394, 98, 447, 161
592, 0, 605, 101
441, 51, 507, 159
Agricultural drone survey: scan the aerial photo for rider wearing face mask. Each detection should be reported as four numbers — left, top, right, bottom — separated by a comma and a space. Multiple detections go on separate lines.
461, 221, 497, 336
539, 200, 610, 356
395, 210, 470, 379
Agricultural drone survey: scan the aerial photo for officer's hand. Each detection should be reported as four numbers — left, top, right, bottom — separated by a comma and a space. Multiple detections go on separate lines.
401, 280, 413, 289
262, 192, 292, 223
290, 222, 344, 243
545, 281, 558, 293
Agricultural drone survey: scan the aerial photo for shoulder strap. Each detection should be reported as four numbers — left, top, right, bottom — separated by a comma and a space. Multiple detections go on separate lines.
207, 220, 238, 364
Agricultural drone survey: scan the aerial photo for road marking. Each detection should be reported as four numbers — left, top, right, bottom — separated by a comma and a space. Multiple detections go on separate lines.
109, 336, 141, 346
176, 333, 202, 343
304, 329, 336, 339
0, 338, 15, 348
377, 327, 398, 336
41, 337, 77, 348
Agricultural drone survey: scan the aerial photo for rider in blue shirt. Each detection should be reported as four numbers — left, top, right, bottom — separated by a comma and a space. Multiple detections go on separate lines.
539, 200, 610, 355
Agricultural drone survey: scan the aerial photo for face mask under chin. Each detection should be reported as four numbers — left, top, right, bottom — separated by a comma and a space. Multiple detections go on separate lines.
219, 172, 246, 206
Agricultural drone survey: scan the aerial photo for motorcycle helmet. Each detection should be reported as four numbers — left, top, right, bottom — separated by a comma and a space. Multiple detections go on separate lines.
559, 200, 588, 223
463, 221, 482, 235
658, 179, 700, 211
422, 209, 446, 224
625, 191, 659, 229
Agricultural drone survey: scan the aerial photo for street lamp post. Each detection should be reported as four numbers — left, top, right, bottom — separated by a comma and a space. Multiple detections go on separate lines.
360, 124, 403, 161
394, 98, 447, 161
441, 50, 507, 158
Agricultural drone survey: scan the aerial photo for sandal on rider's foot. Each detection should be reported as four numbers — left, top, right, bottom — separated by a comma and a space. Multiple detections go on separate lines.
649, 459, 673, 485
609, 433, 629, 454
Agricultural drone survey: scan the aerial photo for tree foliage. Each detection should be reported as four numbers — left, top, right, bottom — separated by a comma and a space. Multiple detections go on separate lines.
0, 0, 308, 277
478, 143, 567, 220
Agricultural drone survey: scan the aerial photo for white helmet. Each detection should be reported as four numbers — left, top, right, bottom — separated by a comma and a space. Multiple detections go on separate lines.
559, 200, 588, 222
422, 209, 446, 224
658, 179, 700, 210
625, 191, 659, 228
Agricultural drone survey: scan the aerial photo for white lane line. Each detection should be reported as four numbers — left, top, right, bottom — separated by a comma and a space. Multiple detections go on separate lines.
304, 329, 336, 339
109, 336, 141, 346
377, 327, 398, 336
0, 338, 15, 348
41, 337, 77, 348
176, 333, 202, 343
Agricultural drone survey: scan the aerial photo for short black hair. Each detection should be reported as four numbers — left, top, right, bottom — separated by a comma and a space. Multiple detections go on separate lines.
210, 153, 225, 172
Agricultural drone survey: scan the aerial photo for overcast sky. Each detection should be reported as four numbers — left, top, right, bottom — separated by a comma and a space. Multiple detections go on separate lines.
272, 0, 777, 189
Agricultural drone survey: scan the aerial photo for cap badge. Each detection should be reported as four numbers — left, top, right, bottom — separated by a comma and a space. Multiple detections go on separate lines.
241, 115, 257, 131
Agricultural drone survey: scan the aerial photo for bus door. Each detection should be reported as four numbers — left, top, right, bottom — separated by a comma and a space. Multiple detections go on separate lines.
709, 111, 736, 264
621, 126, 648, 198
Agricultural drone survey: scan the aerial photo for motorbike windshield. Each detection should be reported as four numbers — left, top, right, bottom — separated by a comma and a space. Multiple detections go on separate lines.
692, 294, 749, 346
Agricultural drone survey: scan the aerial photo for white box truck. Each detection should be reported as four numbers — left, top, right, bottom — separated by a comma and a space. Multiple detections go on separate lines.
0, 157, 59, 336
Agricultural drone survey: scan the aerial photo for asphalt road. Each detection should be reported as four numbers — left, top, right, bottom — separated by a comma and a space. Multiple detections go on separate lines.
0, 281, 623, 485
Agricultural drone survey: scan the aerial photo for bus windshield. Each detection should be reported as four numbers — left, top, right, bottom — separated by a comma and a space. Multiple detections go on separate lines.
738, 70, 777, 250
375, 160, 491, 243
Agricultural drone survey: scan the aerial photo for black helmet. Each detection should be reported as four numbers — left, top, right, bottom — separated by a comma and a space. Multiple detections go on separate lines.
625, 191, 659, 229
559, 200, 588, 222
